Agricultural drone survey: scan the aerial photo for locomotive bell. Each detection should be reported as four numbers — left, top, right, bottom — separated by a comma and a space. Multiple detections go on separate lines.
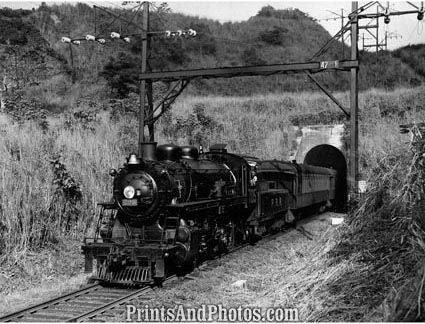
127, 153, 141, 165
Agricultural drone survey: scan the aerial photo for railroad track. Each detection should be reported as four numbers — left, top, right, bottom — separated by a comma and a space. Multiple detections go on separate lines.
0, 244, 252, 323
0, 222, 310, 322
0, 282, 162, 322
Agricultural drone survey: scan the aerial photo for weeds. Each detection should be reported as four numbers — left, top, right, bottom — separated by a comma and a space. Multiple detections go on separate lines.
3, 92, 49, 131
325, 121, 425, 321
0, 86, 424, 318
49, 156, 83, 231
162, 103, 223, 146
64, 108, 99, 132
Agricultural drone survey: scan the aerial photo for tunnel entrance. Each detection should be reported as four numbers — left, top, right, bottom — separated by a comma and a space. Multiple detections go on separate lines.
304, 144, 347, 211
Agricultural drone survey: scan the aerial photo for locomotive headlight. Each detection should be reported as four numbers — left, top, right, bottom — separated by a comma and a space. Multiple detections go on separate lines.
123, 186, 135, 199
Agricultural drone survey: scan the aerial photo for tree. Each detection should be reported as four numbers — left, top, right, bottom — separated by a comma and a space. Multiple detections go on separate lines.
257, 5, 275, 17
101, 52, 139, 97
241, 47, 266, 65
184, 22, 217, 56
258, 26, 288, 46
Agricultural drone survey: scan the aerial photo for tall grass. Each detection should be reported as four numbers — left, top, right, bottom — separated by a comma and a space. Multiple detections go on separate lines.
0, 85, 424, 295
0, 112, 125, 261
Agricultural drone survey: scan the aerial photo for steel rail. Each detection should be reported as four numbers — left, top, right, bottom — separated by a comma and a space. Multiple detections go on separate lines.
67, 285, 153, 322
0, 284, 101, 322
0, 224, 305, 322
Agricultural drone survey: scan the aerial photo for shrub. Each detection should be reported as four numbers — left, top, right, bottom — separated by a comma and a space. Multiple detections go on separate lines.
258, 26, 288, 45
162, 103, 223, 146
241, 47, 266, 65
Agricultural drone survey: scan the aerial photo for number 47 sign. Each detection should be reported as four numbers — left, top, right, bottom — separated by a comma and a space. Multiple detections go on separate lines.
320, 61, 340, 69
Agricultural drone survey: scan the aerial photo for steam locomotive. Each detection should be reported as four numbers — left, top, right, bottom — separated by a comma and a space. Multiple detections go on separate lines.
82, 142, 346, 286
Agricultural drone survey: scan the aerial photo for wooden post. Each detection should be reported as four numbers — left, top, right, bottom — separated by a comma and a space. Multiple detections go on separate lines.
341, 8, 345, 57
147, 81, 155, 141
376, 5, 379, 54
350, 1, 359, 193
138, 1, 149, 157
69, 43, 75, 84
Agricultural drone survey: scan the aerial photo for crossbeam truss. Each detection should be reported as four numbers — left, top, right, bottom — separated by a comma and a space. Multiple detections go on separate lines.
139, 60, 358, 82
146, 80, 190, 124
140, 1, 423, 193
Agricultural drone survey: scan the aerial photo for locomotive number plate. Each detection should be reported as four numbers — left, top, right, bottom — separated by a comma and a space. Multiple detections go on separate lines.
122, 199, 138, 206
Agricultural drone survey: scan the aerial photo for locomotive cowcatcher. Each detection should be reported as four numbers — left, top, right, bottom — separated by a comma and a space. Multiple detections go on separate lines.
82, 142, 346, 286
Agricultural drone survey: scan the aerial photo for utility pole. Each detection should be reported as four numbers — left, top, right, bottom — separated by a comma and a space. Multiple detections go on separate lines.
376, 5, 379, 54
341, 8, 345, 57
359, 4, 381, 54
139, 1, 149, 157
69, 43, 76, 84
350, 1, 359, 193
385, 31, 388, 50
61, 1, 196, 156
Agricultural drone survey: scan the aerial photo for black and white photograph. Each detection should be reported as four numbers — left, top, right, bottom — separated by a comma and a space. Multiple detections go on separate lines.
0, 0, 424, 322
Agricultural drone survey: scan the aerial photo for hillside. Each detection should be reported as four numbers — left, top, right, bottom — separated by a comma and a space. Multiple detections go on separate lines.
0, 7, 68, 91
393, 44, 425, 79
21, 3, 424, 99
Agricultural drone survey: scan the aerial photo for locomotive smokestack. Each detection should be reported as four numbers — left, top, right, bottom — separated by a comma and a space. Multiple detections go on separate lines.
140, 142, 157, 161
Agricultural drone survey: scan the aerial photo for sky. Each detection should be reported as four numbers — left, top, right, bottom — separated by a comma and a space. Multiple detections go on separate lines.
1, 1, 424, 50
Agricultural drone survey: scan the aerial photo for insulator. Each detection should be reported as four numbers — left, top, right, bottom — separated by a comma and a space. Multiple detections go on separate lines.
165, 30, 171, 38
86, 34, 95, 41
97, 38, 106, 44
384, 16, 390, 24
72, 40, 81, 45
110, 32, 121, 39
123, 37, 130, 43
176, 30, 183, 37
418, 11, 424, 20
188, 29, 196, 37
61, 37, 71, 43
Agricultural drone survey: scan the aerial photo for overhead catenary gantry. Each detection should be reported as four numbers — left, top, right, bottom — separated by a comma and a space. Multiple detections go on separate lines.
62, 1, 424, 194
137, 1, 424, 194
138, 1, 364, 191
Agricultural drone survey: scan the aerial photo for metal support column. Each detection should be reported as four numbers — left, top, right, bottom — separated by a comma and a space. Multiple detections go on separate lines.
341, 8, 345, 57
350, 1, 359, 193
138, 1, 149, 157
69, 43, 75, 84
376, 5, 379, 54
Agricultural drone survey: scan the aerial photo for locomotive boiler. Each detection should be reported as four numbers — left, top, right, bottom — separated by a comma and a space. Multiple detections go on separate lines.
82, 142, 346, 286
82, 143, 253, 285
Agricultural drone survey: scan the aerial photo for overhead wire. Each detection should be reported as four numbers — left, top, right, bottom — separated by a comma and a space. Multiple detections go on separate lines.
120, 3, 143, 34
149, 2, 168, 28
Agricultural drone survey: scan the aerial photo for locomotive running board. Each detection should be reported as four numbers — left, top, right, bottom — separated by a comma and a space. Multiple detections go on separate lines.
94, 265, 151, 285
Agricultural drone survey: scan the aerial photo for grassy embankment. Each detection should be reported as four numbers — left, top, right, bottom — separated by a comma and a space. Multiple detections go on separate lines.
0, 85, 424, 319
